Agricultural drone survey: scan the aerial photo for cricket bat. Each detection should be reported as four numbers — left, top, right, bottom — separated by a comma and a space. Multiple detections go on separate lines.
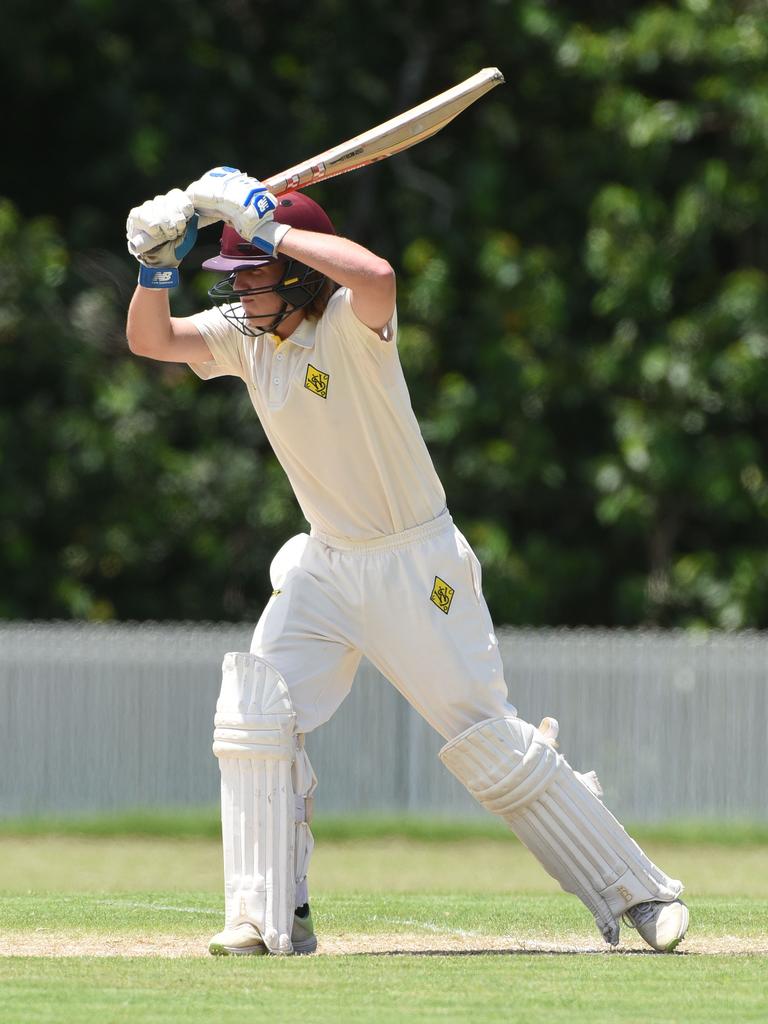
265, 67, 505, 195
130, 68, 504, 254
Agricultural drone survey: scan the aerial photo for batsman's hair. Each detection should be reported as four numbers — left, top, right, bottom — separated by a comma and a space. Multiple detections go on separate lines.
305, 277, 339, 320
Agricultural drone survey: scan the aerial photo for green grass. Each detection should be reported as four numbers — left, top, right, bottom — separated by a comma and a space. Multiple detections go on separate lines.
1, 954, 765, 1024
2, 809, 768, 845
1, 893, 767, 1024
1, 830, 767, 1023
2, 833, 768, 896
1, 890, 766, 941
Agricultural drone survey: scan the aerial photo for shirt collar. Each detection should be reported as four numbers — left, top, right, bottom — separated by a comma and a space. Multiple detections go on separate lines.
281, 317, 315, 350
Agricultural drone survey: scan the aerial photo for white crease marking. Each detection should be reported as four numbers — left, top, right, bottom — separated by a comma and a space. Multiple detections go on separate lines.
378, 916, 486, 939
93, 898, 219, 916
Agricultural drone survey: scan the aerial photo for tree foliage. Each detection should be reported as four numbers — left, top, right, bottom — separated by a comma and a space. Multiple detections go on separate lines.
2, 0, 767, 627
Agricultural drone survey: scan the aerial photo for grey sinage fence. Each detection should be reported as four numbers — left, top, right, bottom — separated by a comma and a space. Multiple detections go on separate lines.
1, 622, 766, 822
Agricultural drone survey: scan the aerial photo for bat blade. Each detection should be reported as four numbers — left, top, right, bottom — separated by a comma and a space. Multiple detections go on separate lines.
265, 67, 505, 195
130, 68, 504, 254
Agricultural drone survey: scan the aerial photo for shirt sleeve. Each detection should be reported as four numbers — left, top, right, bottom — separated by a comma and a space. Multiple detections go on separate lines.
186, 306, 250, 380
322, 287, 398, 354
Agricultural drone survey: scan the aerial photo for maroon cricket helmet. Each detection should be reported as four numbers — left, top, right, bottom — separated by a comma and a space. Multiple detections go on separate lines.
202, 192, 336, 271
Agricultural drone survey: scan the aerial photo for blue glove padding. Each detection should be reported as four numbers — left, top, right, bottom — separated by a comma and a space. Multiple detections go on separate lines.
136, 215, 199, 289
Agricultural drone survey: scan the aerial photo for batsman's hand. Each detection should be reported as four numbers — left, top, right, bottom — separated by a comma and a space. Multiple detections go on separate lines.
186, 167, 285, 254
126, 188, 200, 267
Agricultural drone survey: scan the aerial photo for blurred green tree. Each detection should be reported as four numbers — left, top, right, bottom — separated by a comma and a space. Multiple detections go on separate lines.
1, 0, 767, 627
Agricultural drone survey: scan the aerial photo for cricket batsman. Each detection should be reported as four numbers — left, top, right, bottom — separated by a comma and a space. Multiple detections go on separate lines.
125, 167, 689, 956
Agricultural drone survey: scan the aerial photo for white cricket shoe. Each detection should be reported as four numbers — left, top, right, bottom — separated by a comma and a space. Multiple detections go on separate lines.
208, 922, 267, 957
623, 898, 689, 952
208, 904, 317, 957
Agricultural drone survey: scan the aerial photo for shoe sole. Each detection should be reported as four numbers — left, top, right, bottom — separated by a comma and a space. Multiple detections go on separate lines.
293, 936, 317, 955
209, 937, 317, 957
209, 942, 268, 957
661, 903, 690, 953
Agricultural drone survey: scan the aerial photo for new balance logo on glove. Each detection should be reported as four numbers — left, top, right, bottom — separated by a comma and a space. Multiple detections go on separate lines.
244, 189, 278, 218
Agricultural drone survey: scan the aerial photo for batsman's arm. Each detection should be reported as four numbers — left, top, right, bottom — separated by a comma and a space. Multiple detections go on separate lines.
126, 286, 212, 363
277, 229, 396, 333
183, 167, 395, 331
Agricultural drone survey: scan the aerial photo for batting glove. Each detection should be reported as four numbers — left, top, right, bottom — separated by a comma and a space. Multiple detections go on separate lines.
126, 189, 199, 289
185, 167, 290, 256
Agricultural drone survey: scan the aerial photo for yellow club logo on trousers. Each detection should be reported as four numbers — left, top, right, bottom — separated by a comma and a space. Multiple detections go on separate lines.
430, 576, 455, 614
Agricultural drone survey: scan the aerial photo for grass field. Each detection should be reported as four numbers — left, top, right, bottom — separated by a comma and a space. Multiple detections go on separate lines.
1, 817, 767, 1023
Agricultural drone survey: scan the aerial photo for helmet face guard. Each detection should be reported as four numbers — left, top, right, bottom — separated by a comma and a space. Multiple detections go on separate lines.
207, 257, 326, 337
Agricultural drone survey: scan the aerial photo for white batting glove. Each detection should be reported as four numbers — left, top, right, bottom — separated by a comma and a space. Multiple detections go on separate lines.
126, 189, 201, 289
185, 167, 290, 255
126, 189, 195, 259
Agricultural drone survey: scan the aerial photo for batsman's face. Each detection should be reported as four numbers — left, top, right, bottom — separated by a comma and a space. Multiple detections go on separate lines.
232, 263, 286, 321
208, 255, 310, 338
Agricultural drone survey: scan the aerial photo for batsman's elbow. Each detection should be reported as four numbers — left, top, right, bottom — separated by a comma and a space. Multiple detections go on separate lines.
349, 259, 396, 332
369, 258, 395, 285
125, 330, 150, 356
126, 330, 164, 359
364, 259, 396, 304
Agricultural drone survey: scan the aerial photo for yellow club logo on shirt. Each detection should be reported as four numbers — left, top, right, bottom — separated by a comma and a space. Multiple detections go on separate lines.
304, 364, 330, 399
430, 576, 455, 614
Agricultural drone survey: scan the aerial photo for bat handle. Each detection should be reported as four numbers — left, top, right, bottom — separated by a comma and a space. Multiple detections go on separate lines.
130, 228, 155, 253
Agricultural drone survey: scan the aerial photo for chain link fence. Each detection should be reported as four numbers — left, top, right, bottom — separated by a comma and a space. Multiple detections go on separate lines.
1, 622, 766, 822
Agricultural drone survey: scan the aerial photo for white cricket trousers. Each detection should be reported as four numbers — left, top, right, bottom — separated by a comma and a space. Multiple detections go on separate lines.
251, 510, 516, 740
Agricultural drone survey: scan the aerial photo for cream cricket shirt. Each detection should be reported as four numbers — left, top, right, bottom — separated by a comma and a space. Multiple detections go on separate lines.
188, 288, 446, 540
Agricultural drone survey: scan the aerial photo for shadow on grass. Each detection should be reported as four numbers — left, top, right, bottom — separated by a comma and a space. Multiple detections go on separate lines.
340, 947, 675, 957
